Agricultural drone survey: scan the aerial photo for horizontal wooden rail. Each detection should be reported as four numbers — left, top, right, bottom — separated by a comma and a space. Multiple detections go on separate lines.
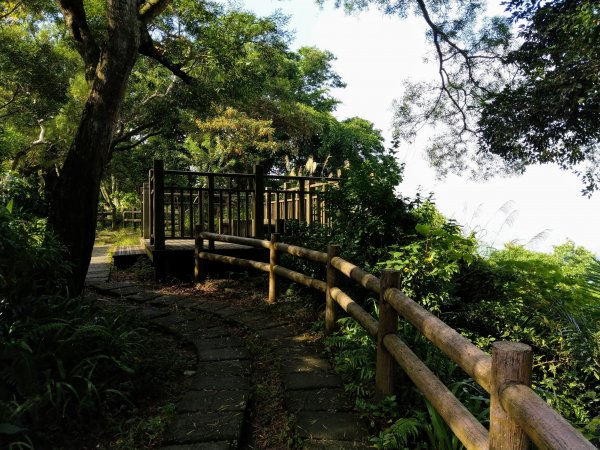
201, 231, 271, 249
274, 242, 328, 264
273, 265, 327, 292
330, 287, 378, 337
164, 169, 254, 178
385, 287, 492, 392
383, 334, 490, 450
331, 256, 381, 294
265, 174, 341, 182
500, 384, 595, 450
192, 232, 595, 450
198, 252, 270, 273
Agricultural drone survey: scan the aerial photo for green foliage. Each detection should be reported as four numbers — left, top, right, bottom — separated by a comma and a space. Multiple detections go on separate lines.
371, 415, 421, 449
453, 242, 600, 426
0, 206, 70, 314
0, 212, 169, 448
310, 164, 599, 445
479, 0, 600, 194
112, 403, 176, 449
325, 315, 377, 398
383, 214, 477, 312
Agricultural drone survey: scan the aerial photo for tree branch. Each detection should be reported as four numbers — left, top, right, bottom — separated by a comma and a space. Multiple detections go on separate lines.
416, 0, 479, 134
111, 121, 159, 148
138, 25, 195, 85
55, 0, 100, 80
138, 0, 172, 23
112, 131, 162, 153
0, 1, 24, 20
0, 88, 20, 111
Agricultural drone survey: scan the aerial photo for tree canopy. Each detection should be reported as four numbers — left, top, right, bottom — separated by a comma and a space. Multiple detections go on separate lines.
334, 0, 600, 194
0, 0, 393, 292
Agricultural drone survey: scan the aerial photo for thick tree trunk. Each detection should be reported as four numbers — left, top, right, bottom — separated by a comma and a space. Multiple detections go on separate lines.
48, 0, 141, 295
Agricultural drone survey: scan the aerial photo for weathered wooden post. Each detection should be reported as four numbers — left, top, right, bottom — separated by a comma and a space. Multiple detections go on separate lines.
490, 342, 533, 450
298, 178, 306, 223
207, 173, 215, 250
152, 160, 166, 280
268, 233, 280, 304
142, 182, 150, 239
376, 269, 401, 401
149, 169, 154, 244
194, 224, 206, 282
276, 218, 285, 235
253, 165, 265, 238
325, 244, 341, 334
153, 159, 165, 251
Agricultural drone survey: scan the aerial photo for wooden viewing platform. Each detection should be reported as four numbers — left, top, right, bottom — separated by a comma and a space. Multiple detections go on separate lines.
139, 160, 339, 279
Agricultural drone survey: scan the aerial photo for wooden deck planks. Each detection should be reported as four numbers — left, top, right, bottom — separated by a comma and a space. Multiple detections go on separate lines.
143, 238, 252, 252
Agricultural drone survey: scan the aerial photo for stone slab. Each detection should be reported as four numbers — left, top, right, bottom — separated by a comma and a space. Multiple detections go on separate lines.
195, 302, 231, 313
243, 318, 289, 331
85, 276, 109, 284
257, 325, 298, 340
227, 312, 268, 326
195, 328, 233, 340
173, 320, 207, 335
108, 285, 143, 296
189, 375, 249, 391
284, 373, 343, 391
285, 388, 354, 413
193, 336, 244, 351
127, 290, 163, 303
158, 443, 230, 450
197, 347, 249, 362
150, 295, 184, 306
196, 360, 251, 377
214, 306, 246, 319
151, 314, 189, 330
273, 343, 318, 358
137, 308, 170, 320
177, 390, 248, 413
302, 440, 372, 449
86, 280, 137, 292
283, 355, 333, 374
163, 411, 243, 444
295, 411, 369, 441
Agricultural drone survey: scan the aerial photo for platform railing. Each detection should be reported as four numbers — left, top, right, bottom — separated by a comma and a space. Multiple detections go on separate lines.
143, 160, 340, 250
193, 230, 596, 450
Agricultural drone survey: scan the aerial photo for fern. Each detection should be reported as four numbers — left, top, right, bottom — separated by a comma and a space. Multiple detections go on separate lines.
371, 417, 422, 449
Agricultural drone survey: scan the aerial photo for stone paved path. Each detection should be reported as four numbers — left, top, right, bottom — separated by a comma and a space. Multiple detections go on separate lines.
85, 245, 371, 449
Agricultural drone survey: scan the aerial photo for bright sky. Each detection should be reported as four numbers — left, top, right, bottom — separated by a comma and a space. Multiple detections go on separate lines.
224, 0, 600, 255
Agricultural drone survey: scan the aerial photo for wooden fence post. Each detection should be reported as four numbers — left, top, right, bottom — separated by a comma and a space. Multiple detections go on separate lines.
142, 182, 150, 239
153, 159, 165, 251
207, 173, 215, 250
268, 233, 280, 304
490, 342, 533, 450
276, 218, 285, 235
376, 269, 401, 401
253, 165, 265, 238
149, 169, 154, 244
194, 224, 206, 282
298, 178, 306, 223
325, 244, 341, 334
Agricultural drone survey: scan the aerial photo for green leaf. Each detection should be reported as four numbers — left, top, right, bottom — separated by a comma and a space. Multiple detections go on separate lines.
0, 423, 26, 435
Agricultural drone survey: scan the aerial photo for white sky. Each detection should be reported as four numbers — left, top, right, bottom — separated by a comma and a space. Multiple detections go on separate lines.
225, 0, 600, 256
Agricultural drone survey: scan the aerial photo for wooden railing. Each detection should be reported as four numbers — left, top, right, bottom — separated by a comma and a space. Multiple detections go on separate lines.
194, 230, 596, 450
143, 160, 339, 250
123, 210, 142, 228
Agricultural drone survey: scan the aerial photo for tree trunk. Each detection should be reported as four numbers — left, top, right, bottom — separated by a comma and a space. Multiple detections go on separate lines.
48, 0, 141, 295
